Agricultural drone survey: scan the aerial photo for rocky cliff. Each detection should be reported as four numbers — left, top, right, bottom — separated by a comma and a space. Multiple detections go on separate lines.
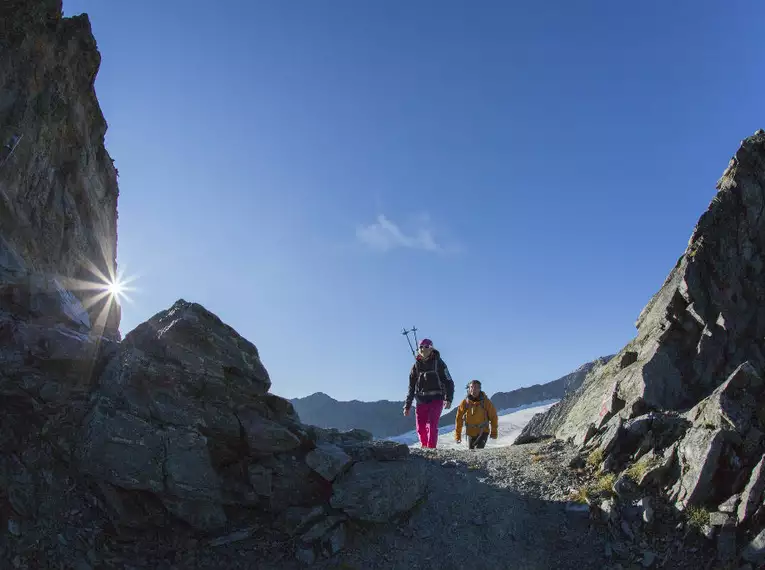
0, 0, 120, 335
517, 129, 765, 566
0, 3, 428, 568
0, 267, 421, 567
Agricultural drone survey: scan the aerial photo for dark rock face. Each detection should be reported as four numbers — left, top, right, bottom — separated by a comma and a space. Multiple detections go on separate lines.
0, 0, 120, 334
0, 265, 427, 564
516, 130, 765, 564
0, 4, 428, 565
519, 131, 765, 444
0, 227, 426, 566
68, 299, 424, 545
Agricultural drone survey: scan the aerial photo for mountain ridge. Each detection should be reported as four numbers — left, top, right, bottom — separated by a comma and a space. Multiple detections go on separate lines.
291, 354, 614, 438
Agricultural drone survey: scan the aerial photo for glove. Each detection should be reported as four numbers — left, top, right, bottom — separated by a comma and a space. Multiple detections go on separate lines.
490, 432, 498, 439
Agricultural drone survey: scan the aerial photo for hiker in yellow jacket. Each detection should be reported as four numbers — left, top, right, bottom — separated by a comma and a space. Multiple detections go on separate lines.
455, 380, 499, 449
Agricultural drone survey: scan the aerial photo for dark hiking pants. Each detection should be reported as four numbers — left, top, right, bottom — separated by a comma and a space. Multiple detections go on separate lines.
468, 432, 489, 449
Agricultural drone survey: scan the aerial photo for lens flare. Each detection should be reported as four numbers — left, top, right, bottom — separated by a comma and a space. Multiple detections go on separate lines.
105, 277, 126, 300
64, 260, 138, 332
55, 230, 138, 334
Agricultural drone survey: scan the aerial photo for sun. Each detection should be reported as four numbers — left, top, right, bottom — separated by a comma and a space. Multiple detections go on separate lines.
63, 252, 138, 332
107, 280, 123, 297
93, 268, 135, 306
102, 276, 130, 304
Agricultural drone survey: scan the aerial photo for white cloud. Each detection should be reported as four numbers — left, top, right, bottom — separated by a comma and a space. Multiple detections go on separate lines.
355, 214, 460, 254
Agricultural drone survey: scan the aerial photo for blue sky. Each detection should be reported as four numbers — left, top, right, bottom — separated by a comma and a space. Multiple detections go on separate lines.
63, 0, 764, 403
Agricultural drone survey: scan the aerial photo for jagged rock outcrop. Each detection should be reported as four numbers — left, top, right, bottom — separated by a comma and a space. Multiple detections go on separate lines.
0, 264, 427, 566
0, 3, 430, 566
517, 129, 765, 566
0, 208, 426, 565
0, 0, 120, 334
521, 131, 765, 443
75, 299, 306, 533
513, 356, 616, 446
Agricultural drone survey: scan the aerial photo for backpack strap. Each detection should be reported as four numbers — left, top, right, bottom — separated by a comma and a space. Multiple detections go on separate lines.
462, 396, 491, 432
475, 396, 491, 431
416, 358, 446, 398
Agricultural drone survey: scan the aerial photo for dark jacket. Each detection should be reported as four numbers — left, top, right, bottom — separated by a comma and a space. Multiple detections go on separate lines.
405, 349, 455, 409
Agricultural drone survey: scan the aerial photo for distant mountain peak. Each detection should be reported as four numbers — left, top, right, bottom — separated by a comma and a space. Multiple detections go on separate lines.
297, 391, 336, 403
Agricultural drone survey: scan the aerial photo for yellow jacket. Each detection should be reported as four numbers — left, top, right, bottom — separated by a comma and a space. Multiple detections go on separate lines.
455, 393, 499, 439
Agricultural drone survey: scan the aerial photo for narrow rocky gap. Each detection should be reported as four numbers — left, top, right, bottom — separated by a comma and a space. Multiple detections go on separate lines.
0, 1, 764, 568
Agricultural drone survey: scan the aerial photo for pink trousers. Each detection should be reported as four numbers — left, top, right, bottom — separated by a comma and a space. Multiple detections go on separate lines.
415, 399, 443, 448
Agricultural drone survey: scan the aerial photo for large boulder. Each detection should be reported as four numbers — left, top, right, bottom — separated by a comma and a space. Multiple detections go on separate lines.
330, 460, 428, 523
669, 427, 725, 509
73, 300, 312, 530
687, 361, 764, 435
120, 299, 272, 399
91, 300, 295, 463
306, 443, 352, 481
70, 296, 427, 560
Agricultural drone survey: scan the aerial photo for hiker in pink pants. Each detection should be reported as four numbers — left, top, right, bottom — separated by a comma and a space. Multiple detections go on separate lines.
403, 338, 455, 448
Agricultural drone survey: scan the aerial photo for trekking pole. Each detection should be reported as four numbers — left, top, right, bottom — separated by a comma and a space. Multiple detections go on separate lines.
401, 327, 417, 357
